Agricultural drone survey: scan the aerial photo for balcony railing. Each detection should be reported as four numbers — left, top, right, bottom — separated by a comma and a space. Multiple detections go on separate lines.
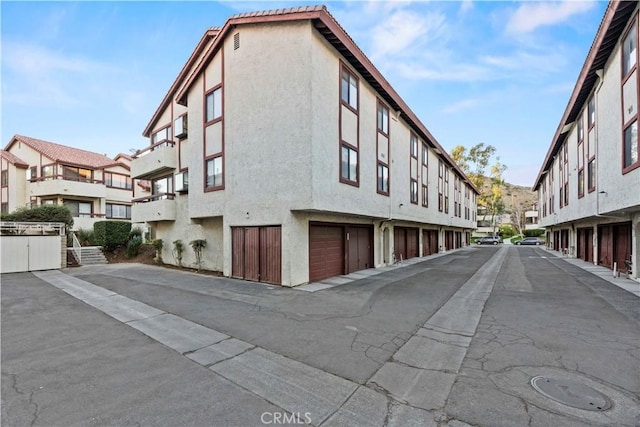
28, 176, 107, 199
132, 193, 176, 222
131, 140, 177, 180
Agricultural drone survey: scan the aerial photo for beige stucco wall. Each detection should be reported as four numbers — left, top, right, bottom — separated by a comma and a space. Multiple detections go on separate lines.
139, 19, 477, 286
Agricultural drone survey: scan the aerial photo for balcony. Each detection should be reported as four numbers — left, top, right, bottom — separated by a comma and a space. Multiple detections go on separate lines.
131, 140, 177, 180
28, 176, 106, 199
132, 193, 176, 222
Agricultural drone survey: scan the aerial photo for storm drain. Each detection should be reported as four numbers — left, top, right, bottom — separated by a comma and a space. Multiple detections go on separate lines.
530, 376, 612, 411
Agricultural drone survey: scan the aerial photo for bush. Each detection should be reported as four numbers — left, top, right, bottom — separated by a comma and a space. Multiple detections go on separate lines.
74, 228, 95, 246
172, 239, 184, 267
524, 229, 546, 237
190, 239, 207, 272
1, 205, 74, 229
126, 236, 143, 258
129, 227, 143, 241
151, 239, 164, 264
499, 225, 516, 239
93, 221, 132, 251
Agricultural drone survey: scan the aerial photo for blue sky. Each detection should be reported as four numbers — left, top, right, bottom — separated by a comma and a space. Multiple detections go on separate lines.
1, 1, 608, 186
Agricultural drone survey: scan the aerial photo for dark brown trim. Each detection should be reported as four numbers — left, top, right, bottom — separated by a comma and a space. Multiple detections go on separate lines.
338, 61, 360, 187
534, 2, 637, 190
204, 84, 224, 126
376, 98, 390, 196
203, 47, 226, 192
143, 28, 220, 137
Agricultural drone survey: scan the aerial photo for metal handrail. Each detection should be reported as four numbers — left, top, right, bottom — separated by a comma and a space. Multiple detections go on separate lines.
132, 193, 176, 203
70, 232, 82, 264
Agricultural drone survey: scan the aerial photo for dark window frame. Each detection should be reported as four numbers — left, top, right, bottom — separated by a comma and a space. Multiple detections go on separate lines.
340, 143, 359, 186
0, 170, 7, 187
205, 85, 223, 125
104, 172, 133, 190
623, 119, 639, 172
377, 162, 389, 195
204, 154, 224, 191
340, 66, 359, 113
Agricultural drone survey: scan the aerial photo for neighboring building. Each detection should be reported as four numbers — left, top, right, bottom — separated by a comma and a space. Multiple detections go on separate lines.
131, 5, 479, 287
1, 135, 148, 230
534, 1, 639, 280
524, 207, 540, 231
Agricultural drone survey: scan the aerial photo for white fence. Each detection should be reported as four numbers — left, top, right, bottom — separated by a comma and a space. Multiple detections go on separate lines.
0, 222, 65, 273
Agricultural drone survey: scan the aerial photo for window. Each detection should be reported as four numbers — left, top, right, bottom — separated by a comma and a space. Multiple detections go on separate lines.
622, 22, 637, 77
206, 156, 223, 189
206, 87, 223, 123
341, 68, 358, 110
106, 203, 131, 219
624, 120, 638, 169
152, 175, 173, 196
1, 202, 8, 213
422, 185, 428, 208
438, 160, 444, 212
377, 103, 389, 134
152, 127, 171, 144
30, 166, 37, 180
578, 169, 584, 198
41, 165, 56, 180
62, 165, 92, 182
444, 168, 449, 214
1, 170, 7, 187
410, 134, 418, 158
588, 96, 595, 128
577, 118, 584, 142
588, 159, 596, 191
104, 172, 132, 190
410, 179, 418, 204
377, 163, 389, 194
341, 145, 358, 183
64, 200, 92, 218
421, 143, 428, 208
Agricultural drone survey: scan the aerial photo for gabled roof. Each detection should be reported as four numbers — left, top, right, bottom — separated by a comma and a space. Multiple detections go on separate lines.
0, 150, 29, 168
533, 0, 637, 190
5, 135, 116, 169
147, 4, 479, 193
143, 27, 221, 137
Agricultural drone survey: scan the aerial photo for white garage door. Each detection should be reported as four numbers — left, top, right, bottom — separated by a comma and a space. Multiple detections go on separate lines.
1, 236, 61, 273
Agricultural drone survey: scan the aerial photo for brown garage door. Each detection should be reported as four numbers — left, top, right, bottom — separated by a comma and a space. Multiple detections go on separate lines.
309, 225, 344, 282
422, 230, 438, 256
347, 226, 373, 274
394, 227, 419, 261
232, 226, 281, 285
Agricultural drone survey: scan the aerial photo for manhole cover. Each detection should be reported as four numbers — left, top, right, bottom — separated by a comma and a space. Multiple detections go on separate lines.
530, 376, 612, 411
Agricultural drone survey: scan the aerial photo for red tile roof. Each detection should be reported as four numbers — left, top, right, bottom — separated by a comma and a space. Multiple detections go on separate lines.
0, 150, 29, 168
6, 135, 117, 169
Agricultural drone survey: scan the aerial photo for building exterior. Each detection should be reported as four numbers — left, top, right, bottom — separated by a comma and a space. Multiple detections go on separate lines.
131, 6, 479, 287
524, 208, 540, 231
1, 135, 148, 231
534, 1, 639, 280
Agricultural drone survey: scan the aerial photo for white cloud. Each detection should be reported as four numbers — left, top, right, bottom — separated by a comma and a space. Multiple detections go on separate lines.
370, 9, 446, 60
2, 41, 120, 108
442, 98, 481, 114
505, 1, 596, 35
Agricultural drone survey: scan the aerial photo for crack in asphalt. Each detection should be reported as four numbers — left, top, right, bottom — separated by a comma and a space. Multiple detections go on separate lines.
5, 373, 39, 427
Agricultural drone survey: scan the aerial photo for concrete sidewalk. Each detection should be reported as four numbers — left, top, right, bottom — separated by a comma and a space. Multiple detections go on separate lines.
26, 248, 507, 426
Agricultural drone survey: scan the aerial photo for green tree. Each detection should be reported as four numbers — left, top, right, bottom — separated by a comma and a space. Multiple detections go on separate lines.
450, 143, 507, 234
190, 239, 206, 272
1, 205, 74, 229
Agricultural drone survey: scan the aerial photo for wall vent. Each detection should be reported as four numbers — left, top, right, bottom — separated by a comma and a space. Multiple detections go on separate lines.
234, 33, 240, 50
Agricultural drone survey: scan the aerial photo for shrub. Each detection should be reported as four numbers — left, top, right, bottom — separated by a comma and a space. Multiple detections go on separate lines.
93, 221, 132, 251
129, 227, 143, 241
190, 239, 206, 272
126, 236, 143, 258
1, 205, 74, 229
172, 239, 184, 267
151, 239, 164, 264
74, 228, 95, 246
499, 225, 516, 239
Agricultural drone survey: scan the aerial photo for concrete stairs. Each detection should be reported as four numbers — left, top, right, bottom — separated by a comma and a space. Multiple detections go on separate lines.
71, 246, 108, 265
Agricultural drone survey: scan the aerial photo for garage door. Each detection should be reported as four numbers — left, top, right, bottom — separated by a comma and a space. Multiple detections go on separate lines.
347, 226, 372, 274
394, 227, 419, 261
232, 226, 281, 285
309, 225, 344, 282
0, 235, 61, 273
422, 230, 438, 256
